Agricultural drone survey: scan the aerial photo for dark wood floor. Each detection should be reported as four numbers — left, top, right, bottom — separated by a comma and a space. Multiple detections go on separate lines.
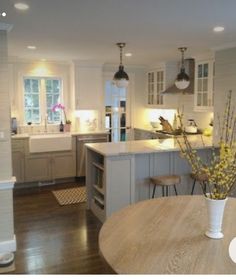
12, 181, 114, 274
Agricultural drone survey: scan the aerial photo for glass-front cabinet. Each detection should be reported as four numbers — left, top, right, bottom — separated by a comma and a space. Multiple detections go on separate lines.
147, 68, 165, 106
194, 60, 214, 112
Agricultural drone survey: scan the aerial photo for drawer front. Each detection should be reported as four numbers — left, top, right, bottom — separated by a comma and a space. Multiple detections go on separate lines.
12, 139, 26, 152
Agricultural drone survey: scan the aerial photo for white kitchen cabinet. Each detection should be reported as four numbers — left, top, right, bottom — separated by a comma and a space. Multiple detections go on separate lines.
74, 63, 103, 110
24, 136, 76, 183
12, 139, 26, 183
147, 68, 165, 106
25, 154, 52, 182
194, 60, 214, 112
52, 137, 76, 179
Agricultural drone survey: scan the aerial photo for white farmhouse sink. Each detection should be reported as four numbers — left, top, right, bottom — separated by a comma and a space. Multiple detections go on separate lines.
29, 133, 72, 153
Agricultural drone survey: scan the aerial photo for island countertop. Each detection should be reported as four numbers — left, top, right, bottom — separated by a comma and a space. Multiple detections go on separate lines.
85, 135, 213, 157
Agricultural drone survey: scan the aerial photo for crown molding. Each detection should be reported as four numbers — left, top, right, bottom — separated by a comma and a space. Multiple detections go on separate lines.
8, 56, 71, 65
211, 42, 236, 51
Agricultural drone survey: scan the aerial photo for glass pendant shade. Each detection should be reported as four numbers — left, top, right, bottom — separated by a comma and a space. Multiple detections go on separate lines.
113, 43, 129, 88
175, 47, 190, 90
113, 65, 129, 88
175, 69, 190, 90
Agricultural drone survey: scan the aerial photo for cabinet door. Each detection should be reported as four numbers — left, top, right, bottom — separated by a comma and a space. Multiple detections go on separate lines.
12, 151, 25, 183
194, 60, 214, 112
147, 69, 165, 106
25, 155, 51, 182
147, 72, 155, 104
52, 152, 76, 179
75, 66, 103, 110
12, 139, 26, 183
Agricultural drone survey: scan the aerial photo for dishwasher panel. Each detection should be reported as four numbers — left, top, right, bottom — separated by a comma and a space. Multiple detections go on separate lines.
76, 135, 108, 177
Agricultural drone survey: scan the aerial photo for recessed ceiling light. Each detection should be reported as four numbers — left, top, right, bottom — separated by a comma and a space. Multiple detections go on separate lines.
213, 26, 225, 32
1, 12, 7, 17
14, 2, 29, 11
125, 53, 132, 57
27, 45, 36, 50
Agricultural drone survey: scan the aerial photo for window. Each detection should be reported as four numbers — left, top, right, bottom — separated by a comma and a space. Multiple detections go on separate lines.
24, 77, 62, 124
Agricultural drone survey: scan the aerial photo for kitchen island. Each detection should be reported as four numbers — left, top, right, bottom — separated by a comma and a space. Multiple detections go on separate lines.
85, 135, 213, 222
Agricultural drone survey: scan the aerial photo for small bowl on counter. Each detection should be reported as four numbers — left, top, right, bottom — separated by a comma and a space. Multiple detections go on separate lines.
150, 121, 160, 129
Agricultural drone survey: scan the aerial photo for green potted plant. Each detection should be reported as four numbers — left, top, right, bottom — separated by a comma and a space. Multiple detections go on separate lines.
175, 90, 236, 238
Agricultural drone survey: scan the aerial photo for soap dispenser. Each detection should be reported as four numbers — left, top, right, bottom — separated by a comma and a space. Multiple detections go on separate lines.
59, 121, 64, 132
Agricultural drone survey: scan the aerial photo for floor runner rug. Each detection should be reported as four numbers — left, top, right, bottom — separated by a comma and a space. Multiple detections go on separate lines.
52, 187, 87, 205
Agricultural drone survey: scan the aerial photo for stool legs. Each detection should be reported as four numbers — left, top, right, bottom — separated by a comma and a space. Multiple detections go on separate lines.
191, 179, 196, 195
162, 186, 165, 197
152, 184, 178, 198
152, 184, 157, 199
174, 185, 178, 196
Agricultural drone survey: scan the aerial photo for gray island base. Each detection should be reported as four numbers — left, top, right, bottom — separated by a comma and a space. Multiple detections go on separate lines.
85, 136, 212, 223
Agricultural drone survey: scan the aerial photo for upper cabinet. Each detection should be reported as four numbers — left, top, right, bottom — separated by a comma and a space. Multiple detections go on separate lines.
73, 63, 103, 110
147, 68, 165, 106
194, 59, 214, 112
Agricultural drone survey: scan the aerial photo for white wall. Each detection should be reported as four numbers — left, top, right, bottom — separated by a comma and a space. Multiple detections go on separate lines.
0, 25, 16, 254
214, 47, 236, 143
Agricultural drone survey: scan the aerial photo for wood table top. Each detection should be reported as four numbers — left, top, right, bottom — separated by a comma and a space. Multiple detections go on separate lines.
99, 195, 236, 274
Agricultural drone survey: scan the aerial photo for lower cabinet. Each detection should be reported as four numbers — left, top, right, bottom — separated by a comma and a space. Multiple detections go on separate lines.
52, 152, 76, 179
13, 136, 76, 183
12, 139, 26, 183
25, 154, 51, 182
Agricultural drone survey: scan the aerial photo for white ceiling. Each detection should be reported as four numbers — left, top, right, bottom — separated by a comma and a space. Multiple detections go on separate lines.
1, 0, 236, 65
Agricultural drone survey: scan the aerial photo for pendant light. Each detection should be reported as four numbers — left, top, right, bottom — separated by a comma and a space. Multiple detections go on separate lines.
175, 47, 190, 90
113, 42, 129, 88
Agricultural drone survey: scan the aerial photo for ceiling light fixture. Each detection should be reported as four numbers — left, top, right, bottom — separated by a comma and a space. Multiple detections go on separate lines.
125, 53, 132, 57
27, 45, 36, 50
175, 47, 190, 90
14, 2, 29, 11
213, 26, 224, 32
1, 12, 7, 17
113, 43, 129, 88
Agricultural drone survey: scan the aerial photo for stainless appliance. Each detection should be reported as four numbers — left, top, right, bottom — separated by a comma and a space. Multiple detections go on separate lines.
11, 117, 17, 134
76, 134, 108, 177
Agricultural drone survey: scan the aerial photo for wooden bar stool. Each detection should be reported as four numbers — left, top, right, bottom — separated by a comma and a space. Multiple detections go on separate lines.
150, 175, 181, 198
190, 173, 208, 195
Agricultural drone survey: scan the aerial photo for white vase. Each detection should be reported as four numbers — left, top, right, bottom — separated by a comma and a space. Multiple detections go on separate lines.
205, 196, 228, 239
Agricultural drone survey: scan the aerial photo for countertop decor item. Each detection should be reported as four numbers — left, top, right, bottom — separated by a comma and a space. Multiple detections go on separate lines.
175, 47, 190, 90
174, 90, 236, 238
52, 103, 71, 125
113, 42, 129, 88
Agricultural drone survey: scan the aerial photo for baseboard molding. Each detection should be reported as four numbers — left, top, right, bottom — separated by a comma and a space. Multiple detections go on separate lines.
0, 235, 16, 253
0, 177, 16, 190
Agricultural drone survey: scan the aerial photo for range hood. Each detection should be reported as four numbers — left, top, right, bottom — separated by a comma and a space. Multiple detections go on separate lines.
162, 58, 195, 94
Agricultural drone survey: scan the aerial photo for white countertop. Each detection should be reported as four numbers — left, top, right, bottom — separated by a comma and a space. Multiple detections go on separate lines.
85, 135, 213, 156
11, 130, 108, 139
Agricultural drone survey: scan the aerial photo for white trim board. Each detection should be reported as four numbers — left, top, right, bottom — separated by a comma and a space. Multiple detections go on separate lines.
0, 177, 16, 190
0, 235, 16, 253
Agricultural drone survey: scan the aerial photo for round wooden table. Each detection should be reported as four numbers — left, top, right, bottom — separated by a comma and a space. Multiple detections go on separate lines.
99, 196, 236, 274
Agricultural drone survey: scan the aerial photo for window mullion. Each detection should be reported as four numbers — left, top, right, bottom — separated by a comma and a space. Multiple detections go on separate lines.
40, 78, 46, 124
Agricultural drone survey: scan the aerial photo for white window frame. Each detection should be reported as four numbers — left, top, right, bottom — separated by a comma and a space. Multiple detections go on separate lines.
22, 76, 63, 125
